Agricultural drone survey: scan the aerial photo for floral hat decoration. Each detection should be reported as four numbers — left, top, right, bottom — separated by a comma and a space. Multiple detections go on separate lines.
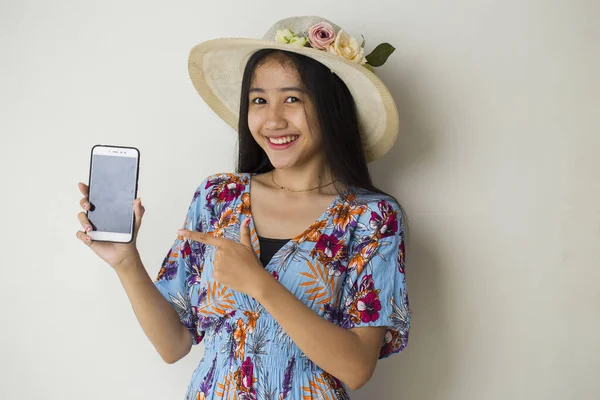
188, 15, 400, 162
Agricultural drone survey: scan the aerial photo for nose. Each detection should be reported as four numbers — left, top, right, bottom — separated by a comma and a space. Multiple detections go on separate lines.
263, 102, 287, 131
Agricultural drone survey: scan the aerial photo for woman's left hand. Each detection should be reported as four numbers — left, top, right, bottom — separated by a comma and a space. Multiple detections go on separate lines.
177, 218, 271, 297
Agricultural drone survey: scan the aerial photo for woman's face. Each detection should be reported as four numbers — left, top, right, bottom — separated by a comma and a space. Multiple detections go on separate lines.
247, 58, 323, 170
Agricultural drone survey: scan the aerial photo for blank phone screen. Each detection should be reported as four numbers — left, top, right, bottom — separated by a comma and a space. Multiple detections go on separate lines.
88, 154, 137, 233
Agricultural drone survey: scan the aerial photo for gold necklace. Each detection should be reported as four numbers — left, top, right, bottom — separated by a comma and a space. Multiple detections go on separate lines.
270, 170, 337, 192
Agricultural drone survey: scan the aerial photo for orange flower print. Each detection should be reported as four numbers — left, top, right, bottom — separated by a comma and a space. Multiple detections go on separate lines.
155, 266, 166, 282
233, 318, 248, 361
330, 203, 366, 232
347, 300, 360, 325
243, 311, 260, 334
344, 191, 364, 209
348, 239, 379, 276
211, 207, 239, 238
236, 192, 251, 217
300, 219, 328, 243
322, 372, 347, 399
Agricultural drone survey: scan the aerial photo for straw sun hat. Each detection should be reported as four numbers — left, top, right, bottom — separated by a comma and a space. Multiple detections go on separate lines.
187, 15, 399, 163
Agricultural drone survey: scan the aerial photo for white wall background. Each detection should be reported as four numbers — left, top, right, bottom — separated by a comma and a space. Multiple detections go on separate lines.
1, 0, 598, 399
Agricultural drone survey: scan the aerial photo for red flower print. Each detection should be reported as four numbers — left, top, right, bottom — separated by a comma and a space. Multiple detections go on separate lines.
359, 274, 375, 292
180, 239, 191, 258
219, 182, 244, 202
398, 235, 406, 274
369, 200, 398, 238
315, 234, 342, 258
357, 291, 381, 323
232, 357, 257, 399
312, 234, 347, 271
241, 357, 254, 389
205, 174, 246, 208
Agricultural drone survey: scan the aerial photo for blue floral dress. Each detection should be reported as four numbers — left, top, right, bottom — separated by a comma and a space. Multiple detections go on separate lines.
154, 172, 411, 399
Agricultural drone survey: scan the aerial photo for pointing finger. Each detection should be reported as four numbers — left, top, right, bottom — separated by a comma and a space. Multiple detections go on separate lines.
240, 218, 252, 248
178, 229, 222, 247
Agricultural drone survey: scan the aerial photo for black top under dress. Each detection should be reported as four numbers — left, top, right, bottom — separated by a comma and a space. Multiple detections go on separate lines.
257, 235, 291, 267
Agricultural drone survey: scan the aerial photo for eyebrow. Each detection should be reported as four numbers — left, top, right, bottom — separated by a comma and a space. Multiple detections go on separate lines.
249, 87, 306, 93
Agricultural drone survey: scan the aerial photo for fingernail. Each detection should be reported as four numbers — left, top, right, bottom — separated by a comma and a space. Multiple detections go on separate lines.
85, 236, 91, 241
245, 218, 251, 226
178, 229, 186, 235
84, 202, 89, 208
85, 225, 92, 232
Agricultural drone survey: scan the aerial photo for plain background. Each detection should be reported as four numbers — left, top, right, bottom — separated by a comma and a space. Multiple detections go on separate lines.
1, 1, 598, 399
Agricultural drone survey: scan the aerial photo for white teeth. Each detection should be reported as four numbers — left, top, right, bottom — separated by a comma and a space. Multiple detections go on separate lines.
269, 135, 299, 145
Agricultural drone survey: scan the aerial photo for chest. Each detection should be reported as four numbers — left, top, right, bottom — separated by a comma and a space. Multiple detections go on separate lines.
249, 187, 338, 239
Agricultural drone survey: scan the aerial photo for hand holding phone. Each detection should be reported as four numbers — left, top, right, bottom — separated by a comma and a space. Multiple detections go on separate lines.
76, 145, 143, 269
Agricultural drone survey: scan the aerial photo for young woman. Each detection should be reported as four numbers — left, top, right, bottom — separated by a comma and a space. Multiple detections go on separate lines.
77, 16, 411, 400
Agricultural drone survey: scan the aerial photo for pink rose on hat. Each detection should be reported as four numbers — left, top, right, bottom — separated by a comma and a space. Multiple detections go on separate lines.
308, 22, 336, 50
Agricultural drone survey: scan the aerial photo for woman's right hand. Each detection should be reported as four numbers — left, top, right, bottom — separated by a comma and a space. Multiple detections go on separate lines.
76, 182, 145, 270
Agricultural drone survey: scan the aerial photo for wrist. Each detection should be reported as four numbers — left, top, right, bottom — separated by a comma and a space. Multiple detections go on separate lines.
113, 250, 142, 274
252, 268, 277, 302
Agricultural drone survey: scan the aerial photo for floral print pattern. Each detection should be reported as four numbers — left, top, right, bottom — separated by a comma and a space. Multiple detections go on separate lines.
154, 172, 411, 399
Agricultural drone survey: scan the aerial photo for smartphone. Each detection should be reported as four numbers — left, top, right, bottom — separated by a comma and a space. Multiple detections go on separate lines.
86, 145, 140, 243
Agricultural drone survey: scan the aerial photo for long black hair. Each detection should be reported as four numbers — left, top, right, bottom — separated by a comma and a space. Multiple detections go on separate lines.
235, 48, 409, 235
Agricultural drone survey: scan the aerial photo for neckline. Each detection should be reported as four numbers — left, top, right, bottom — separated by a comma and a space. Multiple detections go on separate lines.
245, 172, 350, 258
257, 235, 292, 242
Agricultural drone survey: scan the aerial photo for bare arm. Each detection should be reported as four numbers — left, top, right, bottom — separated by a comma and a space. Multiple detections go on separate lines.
255, 275, 385, 391
114, 253, 192, 364
76, 182, 193, 364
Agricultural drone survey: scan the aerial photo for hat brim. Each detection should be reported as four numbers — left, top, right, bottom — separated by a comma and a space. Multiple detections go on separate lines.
188, 37, 399, 163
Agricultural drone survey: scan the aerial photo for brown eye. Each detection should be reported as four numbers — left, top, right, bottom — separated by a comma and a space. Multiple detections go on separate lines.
251, 98, 266, 104
285, 97, 300, 103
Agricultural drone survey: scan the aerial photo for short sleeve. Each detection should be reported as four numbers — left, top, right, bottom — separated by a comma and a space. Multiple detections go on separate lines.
153, 182, 207, 345
340, 197, 411, 359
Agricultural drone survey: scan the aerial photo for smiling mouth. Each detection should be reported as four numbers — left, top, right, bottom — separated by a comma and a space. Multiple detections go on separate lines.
267, 135, 299, 145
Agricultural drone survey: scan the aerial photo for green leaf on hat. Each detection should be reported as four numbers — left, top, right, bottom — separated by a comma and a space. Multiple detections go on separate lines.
361, 34, 365, 49
365, 43, 395, 67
